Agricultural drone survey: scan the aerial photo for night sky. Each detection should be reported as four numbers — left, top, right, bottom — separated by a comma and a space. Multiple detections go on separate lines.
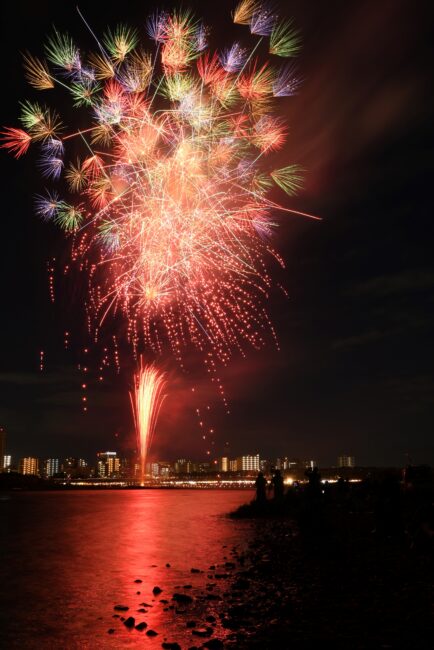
0, 0, 432, 466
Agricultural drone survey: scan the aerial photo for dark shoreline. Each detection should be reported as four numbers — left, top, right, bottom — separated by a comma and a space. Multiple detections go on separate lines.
220, 478, 434, 648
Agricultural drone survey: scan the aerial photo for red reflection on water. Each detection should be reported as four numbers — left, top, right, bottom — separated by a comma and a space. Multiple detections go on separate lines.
1, 490, 253, 649
111, 490, 252, 645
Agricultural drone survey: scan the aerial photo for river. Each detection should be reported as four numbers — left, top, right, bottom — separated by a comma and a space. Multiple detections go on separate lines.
0, 489, 254, 649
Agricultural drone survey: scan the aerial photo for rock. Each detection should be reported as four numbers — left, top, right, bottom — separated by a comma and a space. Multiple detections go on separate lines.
192, 627, 213, 637
107, 629, 115, 634
215, 574, 229, 579
162, 643, 181, 650
190, 568, 201, 573
134, 579, 143, 583
137, 608, 147, 613
209, 565, 216, 570
186, 621, 197, 628
135, 622, 148, 631
183, 584, 192, 589
146, 629, 158, 636
153, 586, 163, 595
166, 563, 171, 567
172, 593, 193, 604
206, 615, 216, 623
225, 562, 236, 569
221, 618, 240, 630
228, 604, 248, 618
112, 614, 120, 618
114, 605, 129, 611
136, 591, 141, 595
140, 602, 152, 607
160, 599, 169, 604
203, 640, 224, 650
123, 617, 135, 628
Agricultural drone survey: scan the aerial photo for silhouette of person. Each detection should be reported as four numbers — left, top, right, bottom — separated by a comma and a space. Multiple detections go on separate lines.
305, 466, 322, 499
255, 471, 267, 503
272, 468, 284, 501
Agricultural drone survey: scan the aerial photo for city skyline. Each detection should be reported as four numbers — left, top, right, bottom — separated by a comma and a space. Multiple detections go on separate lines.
8, 445, 401, 475
1, 421, 366, 468
4, 450, 366, 483
0, 417, 429, 469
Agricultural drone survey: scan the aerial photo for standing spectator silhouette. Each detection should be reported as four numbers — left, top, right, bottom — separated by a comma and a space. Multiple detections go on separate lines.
255, 471, 267, 503
305, 466, 322, 500
272, 468, 284, 501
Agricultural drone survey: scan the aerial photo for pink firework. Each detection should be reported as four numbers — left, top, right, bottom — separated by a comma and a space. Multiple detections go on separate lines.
130, 363, 166, 484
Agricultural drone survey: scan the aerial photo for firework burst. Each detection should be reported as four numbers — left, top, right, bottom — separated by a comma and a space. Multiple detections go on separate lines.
2, 2, 315, 363
2, 2, 316, 463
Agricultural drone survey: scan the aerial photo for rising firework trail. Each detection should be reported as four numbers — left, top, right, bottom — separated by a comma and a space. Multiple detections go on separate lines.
130, 364, 166, 484
2, 1, 316, 460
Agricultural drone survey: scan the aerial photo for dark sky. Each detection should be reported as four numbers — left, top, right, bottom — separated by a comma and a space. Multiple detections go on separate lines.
0, 0, 433, 466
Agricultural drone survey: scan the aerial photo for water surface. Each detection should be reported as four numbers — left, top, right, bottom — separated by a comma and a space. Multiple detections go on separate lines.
0, 489, 253, 649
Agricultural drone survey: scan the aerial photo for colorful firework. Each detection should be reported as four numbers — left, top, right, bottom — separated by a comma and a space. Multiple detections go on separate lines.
130, 364, 166, 484
2, 2, 316, 462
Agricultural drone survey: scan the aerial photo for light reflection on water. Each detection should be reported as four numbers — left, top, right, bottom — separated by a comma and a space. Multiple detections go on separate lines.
0, 490, 253, 649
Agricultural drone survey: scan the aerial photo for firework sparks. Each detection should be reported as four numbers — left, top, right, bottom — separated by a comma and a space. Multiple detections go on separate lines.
2, 3, 317, 463
130, 364, 166, 484
1, 3, 317, 363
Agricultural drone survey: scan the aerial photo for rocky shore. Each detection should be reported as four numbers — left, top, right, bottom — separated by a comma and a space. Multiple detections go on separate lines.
106, 477, 433, 649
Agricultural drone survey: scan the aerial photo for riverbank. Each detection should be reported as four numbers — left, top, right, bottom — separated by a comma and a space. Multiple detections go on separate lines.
100, 486, 433, 649
220, 478, 434, 648
0, 473, 254, 490
221, 518, 433, 648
